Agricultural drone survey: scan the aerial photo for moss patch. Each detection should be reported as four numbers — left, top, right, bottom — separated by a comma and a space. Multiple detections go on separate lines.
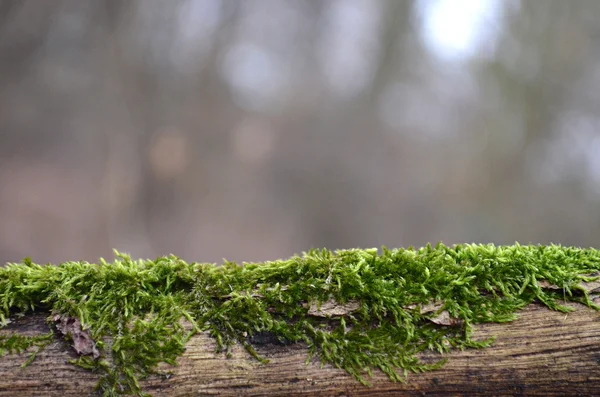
1, 243, 600, 396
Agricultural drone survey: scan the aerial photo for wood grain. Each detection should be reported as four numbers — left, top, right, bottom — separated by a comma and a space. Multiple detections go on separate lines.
1, 303, 599, 396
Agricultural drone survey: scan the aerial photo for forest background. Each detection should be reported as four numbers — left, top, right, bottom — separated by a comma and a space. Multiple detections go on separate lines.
1, 0, 599, 265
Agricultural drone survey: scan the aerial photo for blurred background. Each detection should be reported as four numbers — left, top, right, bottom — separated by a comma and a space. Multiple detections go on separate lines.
1, 0, 600, 265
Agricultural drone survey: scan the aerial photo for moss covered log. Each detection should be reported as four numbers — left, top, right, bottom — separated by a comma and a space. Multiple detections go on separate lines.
2, 243, 600, 396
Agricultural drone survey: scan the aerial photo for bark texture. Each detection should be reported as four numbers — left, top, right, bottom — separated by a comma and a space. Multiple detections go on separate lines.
0, 303, 599, 396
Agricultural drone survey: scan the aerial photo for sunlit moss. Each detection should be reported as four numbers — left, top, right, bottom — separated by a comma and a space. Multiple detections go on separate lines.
1, 243, 600, 396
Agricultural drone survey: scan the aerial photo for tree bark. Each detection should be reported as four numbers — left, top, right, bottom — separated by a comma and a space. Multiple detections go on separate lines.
1, 302, 599, 396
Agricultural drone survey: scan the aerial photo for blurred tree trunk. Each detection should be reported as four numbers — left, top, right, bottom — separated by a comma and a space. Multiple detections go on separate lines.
479, 1, 595, 191
1, 303, 600, 396
367, 0, 416, 104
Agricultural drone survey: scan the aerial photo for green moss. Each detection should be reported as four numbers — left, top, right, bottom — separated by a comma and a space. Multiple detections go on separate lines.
1, 243, 600, 395
0, 331, 53, 367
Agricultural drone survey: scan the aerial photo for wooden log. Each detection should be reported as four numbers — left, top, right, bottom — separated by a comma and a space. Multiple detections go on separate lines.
1, 302, 599, 396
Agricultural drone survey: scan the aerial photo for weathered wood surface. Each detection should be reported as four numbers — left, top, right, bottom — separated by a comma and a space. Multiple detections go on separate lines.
0, 303, 599, 396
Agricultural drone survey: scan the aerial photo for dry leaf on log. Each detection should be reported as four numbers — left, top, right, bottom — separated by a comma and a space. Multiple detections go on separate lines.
53, 314, 100, 359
